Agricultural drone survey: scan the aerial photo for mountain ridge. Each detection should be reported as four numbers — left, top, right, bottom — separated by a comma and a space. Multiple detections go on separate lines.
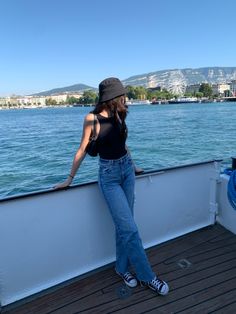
32, 67, 236, 96
32, 83, 96, 96
122, 66, 236, 94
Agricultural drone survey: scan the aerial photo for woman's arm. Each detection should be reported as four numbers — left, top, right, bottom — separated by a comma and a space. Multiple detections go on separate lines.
54, 113, 94, 189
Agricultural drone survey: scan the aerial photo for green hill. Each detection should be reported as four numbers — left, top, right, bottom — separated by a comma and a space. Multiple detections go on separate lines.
32, 83, 96, 96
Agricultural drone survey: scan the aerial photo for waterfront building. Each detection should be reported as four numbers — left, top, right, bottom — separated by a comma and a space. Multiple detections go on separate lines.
0, 93, 85, 108
185, 84, 201, 94
0, 96, 21, 108
211, 83, 230, 96
17, 97, 32, 106
185, 83, 230, 97
68, 93, 84, 100
45, 93, 83, 104
7, 96, 19, 107
29, 96, 46, 106
0, 97, 8, 106
0, 96, 47, 108
230, 80, 236, 96
46, 94, 68, 104
147, 86, 162, 92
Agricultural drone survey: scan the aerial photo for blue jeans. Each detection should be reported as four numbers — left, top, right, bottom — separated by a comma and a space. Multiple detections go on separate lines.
98, 153, 155, 282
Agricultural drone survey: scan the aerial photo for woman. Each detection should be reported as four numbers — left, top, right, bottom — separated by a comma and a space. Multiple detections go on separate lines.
55, 77, 169, 295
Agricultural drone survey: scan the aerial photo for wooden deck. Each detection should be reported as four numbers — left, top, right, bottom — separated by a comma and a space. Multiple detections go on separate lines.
3, 224, 236, 314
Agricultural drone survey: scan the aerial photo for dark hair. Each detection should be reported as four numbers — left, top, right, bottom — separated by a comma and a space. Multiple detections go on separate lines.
93, 95, 128, 138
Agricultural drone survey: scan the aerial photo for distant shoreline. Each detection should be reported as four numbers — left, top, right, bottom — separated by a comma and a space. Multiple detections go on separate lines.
0, 104, 92, 110
1, 97, 236, 111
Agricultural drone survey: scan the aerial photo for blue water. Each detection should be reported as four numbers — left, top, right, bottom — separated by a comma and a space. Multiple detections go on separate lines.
1, 102, 236, 199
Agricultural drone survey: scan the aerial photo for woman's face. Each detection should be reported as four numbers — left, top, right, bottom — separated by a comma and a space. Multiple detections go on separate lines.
120, 95, 127, 106
123, 96, 129, 109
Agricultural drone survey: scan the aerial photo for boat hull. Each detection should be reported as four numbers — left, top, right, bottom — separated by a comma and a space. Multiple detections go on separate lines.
168, 100, 199, 104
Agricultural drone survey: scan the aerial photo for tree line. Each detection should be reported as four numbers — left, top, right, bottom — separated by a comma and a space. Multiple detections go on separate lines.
46, 83, 217, 106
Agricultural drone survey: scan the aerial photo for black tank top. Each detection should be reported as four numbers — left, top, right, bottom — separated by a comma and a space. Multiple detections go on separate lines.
96, 114, 127, 159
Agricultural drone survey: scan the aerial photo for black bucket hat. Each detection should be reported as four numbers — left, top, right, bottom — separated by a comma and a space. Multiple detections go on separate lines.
98, 77, 126, 103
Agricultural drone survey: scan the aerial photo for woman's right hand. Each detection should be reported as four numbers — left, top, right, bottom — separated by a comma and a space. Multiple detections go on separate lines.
54, 177, 73, 190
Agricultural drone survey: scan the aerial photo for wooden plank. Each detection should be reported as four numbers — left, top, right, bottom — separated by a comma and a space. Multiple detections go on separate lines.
208, 301, 236, 314
79, 261, 236, 313
4, 226, 224, 314
147, 277, 236, 313
102, 249, 236, 294
208, 230, 236, 243
3, 225, 236, 314
175, 288, 236, 314
2, 269, 118, 314
57, 249, 236, 309
148, 229, 232, 267
159, 234, 236, 266
147, 224, 227, 265
58, 260, 236, 313
149, 241, 236, 287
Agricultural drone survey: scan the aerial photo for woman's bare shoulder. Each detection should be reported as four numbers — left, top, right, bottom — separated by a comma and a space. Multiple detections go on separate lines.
84, 112, 94, 122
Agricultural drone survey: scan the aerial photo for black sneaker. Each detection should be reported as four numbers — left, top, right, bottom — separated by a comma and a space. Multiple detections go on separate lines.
116, 270, 138, 288
140, 276, 169, 295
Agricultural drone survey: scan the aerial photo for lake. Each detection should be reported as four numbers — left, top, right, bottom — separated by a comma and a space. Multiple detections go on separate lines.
0, 102, 235, 199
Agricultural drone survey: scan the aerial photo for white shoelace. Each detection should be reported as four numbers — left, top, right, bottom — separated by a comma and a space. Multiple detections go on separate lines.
151, 277, 164, 290
123, 272, 134, 282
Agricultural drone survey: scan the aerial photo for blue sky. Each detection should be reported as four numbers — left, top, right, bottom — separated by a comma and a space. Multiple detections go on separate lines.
0, 0, 236, 96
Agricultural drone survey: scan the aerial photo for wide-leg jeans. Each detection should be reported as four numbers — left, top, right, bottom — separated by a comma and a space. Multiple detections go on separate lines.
98, 153, 155, 282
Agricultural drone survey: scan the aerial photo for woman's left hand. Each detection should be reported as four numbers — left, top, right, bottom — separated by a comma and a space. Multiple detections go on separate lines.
53, 177, 73, 190
134, 167, 144, 175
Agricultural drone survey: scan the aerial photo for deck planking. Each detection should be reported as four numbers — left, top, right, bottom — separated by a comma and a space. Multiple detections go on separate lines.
3, 223, 236, 314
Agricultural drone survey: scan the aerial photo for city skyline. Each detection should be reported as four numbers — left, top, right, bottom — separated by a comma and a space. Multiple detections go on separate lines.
1, 0, 236, 96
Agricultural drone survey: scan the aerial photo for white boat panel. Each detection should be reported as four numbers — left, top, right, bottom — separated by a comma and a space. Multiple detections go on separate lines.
0, 161, 220, 306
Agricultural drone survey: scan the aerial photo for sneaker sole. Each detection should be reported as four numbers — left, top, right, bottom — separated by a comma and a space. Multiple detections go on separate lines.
124, 280, 138, 288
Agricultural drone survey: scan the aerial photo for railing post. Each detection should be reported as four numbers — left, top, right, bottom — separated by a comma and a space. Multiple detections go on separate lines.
209, 161, 221, 224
